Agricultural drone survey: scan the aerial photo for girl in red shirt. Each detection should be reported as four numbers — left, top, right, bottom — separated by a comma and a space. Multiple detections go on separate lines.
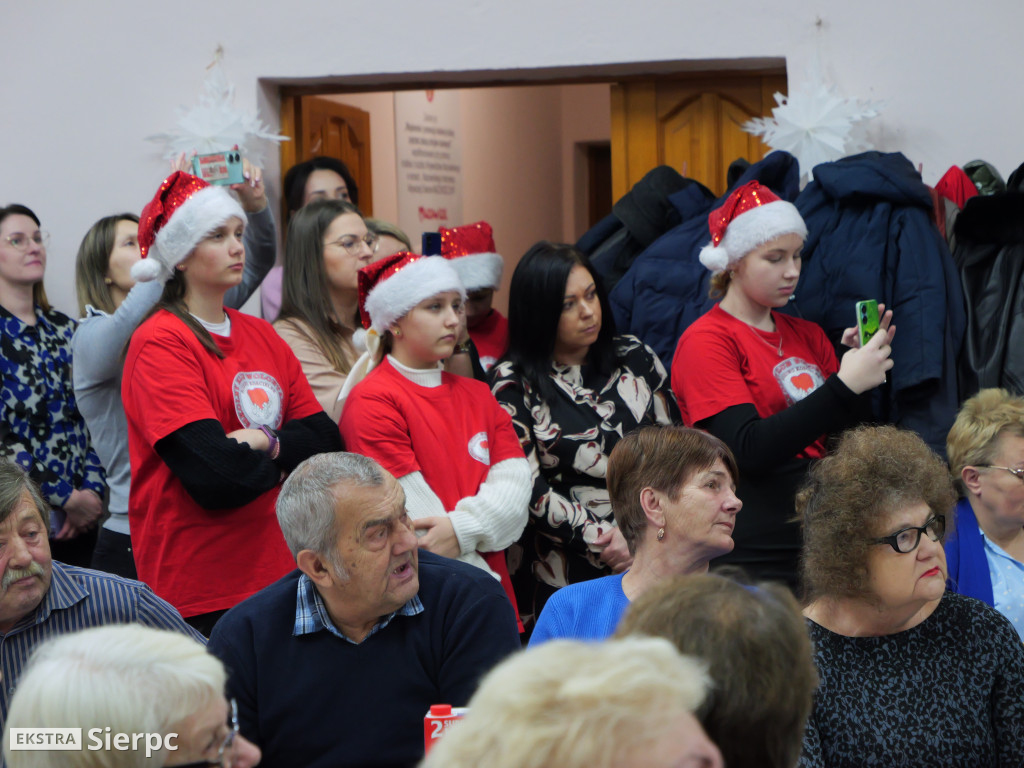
339, 252, 530, 624
122, 172, 340, 635
671, 181, 894, 589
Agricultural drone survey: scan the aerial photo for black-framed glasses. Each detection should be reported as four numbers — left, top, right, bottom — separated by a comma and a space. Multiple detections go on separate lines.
325, 232, 379, 256
871, 514, 945, 554
175, 698, 239, 768
977, 465, 1024, 483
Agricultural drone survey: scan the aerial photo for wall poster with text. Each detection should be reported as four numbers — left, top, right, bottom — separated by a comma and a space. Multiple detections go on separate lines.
394, 90, 463, 250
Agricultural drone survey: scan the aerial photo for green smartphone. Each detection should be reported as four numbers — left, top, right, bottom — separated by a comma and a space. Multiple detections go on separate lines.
856, 300, 880, 347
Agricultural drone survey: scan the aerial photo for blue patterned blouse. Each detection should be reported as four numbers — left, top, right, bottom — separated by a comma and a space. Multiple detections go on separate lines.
0, 304, 105, 512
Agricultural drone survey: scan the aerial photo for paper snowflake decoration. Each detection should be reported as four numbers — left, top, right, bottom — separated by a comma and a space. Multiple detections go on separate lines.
743, 82, 882, 181
147, 47, 287, 164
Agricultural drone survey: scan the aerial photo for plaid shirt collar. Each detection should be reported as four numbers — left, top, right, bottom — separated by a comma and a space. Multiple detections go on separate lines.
293, 573, 423, 644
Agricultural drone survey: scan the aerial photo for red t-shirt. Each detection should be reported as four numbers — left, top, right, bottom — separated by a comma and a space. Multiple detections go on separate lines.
123, 309, 322, 616
339, 359, 524, 613
468, 310, 508, 372
672, 304, 838, 459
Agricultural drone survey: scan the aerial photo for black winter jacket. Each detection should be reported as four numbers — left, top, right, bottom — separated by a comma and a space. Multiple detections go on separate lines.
952, 161, 1024, 397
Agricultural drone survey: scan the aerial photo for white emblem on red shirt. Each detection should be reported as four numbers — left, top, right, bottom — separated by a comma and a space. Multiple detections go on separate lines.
773, 357, 825, 406
233, 371, 284, 428
468, 432, 490, 465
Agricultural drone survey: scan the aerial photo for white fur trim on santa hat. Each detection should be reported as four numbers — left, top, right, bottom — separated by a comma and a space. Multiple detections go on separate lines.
130, 186, 247, 283
698, 199, 807, 272
449, 251, 503, 292
364, 256, 466, 333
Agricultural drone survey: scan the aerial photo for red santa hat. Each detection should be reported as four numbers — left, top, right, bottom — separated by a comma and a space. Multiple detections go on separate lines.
698, 181, 807, 273
439, 221, 504, 292
358, 251, 466, 334
132, 171, 247, 283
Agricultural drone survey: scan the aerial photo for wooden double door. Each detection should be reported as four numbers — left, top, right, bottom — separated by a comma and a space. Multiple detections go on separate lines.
611, 72, 787, 199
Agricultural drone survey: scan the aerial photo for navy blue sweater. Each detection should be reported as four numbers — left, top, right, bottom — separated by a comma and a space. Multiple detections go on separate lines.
207, 552, 521, 768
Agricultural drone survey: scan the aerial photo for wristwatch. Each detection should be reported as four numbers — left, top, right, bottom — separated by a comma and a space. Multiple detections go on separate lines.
258, 425, 280, 461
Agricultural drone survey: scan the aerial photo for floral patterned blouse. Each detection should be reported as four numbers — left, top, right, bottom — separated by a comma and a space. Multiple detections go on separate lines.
489, 334, 678, 630
0, 305, 105, 516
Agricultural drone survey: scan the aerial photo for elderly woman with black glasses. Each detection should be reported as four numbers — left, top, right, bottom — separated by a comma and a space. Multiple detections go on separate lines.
945, 388, 1024, 638
797, 425, 1024, 768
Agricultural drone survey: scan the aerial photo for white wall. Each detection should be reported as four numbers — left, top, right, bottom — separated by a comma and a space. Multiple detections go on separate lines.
5, 0, 1023, 315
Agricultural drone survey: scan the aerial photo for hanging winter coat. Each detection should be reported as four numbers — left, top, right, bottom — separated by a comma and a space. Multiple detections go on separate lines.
579, 166, 710, 295
952, 160, 1024, 397
793, 151, 965, 455
609, 151, 801, 368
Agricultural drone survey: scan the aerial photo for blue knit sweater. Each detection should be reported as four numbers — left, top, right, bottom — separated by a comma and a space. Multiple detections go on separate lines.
529, 572, 630, 645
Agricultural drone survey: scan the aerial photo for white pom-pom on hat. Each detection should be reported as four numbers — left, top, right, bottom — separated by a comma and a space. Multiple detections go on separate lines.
130, 252, 169, 283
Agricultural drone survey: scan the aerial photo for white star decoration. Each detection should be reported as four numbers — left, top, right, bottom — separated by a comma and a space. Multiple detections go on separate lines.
743, 82, 882, 181
147, 48, 287, 164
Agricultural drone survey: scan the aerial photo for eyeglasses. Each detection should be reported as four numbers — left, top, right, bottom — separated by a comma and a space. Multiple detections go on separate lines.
3, 232, 49, 251
325, 233, 379, 256
871, 514, 945, 554
977, 465, 1024, 483
176, 698, 239, 768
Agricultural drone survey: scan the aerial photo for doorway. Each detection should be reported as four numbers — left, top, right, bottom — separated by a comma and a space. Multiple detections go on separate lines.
271, 60, 786, 307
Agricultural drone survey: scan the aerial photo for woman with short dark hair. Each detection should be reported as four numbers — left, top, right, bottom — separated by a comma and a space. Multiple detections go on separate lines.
489, 241, 678, 632
797, 425, 1024, 767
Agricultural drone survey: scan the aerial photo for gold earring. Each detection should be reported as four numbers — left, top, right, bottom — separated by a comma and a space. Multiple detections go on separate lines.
656, 528, 665, 541
394, 329, 402, 337
103, 277, 113, 285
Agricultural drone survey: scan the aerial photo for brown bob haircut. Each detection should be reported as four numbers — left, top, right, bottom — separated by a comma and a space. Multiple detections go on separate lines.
607, 425, 738, 556
797, 425, 955, 601
617, 571, 816, 768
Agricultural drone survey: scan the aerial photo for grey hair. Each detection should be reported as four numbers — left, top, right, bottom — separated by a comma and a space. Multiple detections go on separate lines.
4, 625, 223, 768
0, 461, 49, 530
276, 452, 386, 576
